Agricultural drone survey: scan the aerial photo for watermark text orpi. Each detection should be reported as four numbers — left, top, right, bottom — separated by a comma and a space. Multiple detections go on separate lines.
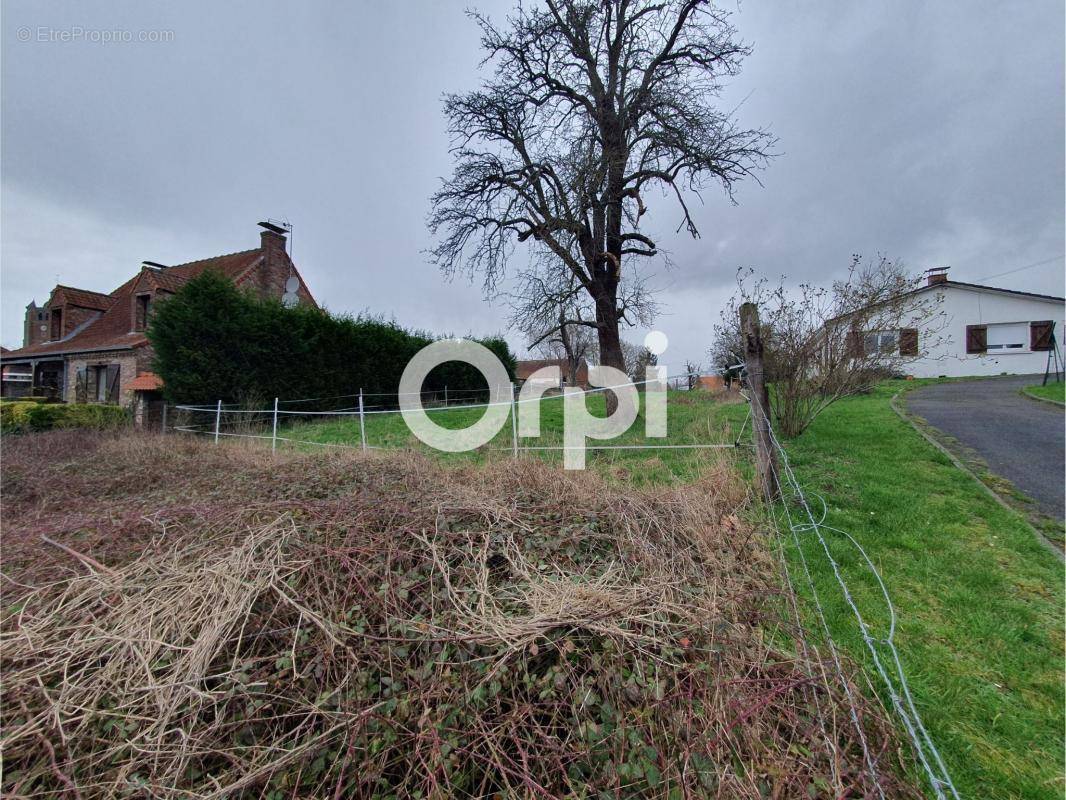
398, 335, 669, 469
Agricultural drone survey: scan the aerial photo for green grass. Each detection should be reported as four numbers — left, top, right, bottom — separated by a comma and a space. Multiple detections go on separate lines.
774, 382, 1064, 799
279, 390, 747, 485
282, 384, 1064, 797
1024, 382, 1066, 405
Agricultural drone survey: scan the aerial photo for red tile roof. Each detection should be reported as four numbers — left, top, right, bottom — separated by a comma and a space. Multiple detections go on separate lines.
516, 357, 588, 380
164, 249, 262, 283
127, 372, 164, 391
51, 285, 114, 311
1, 248, 266, 360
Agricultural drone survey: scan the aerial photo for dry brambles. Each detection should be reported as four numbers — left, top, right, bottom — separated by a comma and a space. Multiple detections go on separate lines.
0, 431, 919, 798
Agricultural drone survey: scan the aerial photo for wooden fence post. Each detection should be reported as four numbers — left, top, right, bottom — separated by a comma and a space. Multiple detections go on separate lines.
740, 302, 778, 500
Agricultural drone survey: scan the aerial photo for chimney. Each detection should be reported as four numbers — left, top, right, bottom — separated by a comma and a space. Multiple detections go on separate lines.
925, 266, 949, 286
258, 220, 288, 254
257, 220, 293, 301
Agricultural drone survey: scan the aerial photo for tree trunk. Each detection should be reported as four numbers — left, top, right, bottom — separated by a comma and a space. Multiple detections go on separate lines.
595, 290, 624, 414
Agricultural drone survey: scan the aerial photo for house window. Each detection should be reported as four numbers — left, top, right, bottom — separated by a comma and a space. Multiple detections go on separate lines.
135, 293, 151, 331
985, 322, 1027, 351
50, 308, 63, 340
94, 366, 108, 402
863, 330, 898, 354
78, 364, 120, 404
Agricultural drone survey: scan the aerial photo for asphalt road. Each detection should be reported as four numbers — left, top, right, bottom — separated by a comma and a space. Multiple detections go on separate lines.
906, 375, 1065, 521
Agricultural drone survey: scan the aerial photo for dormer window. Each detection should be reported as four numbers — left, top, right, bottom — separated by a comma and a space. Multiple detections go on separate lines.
50, 308, 63, 340
135, 293, 151, 331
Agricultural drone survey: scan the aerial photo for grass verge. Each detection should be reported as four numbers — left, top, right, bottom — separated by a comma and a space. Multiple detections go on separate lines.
271, 389, 747, 485
766, 381, 1064, 799
1023, 382, 1065, 405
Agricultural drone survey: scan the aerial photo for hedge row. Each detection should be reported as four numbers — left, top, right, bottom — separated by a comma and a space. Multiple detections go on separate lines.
148, 271, 516, 407
0, 401, 130, 434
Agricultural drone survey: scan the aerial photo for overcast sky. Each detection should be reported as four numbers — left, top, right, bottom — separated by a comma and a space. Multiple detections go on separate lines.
3, 1, 1063, 370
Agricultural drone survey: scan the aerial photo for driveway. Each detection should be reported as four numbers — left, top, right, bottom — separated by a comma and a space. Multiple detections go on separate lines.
906, 375, 1064, 521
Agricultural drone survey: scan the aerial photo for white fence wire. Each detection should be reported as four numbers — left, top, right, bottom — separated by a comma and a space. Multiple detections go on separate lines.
745, 386, 960, 800
157, 371, 957, 795
167, 372, 738, 456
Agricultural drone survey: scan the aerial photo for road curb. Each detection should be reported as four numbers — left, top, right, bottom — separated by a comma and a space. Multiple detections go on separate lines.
890, 390, 1063, 561
1021, 387, 1065, 408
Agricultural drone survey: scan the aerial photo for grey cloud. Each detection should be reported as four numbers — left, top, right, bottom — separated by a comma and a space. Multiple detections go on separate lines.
3, 0, 1062, 371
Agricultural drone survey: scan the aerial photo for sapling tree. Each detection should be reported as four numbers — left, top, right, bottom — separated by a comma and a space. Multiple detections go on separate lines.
711, 257, 945, 437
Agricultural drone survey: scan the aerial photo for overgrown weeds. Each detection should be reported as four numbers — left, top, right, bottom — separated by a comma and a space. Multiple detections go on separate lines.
1, 431, 918, 798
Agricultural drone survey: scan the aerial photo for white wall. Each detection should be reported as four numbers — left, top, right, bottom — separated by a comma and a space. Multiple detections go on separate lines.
907, 285, 1064, 378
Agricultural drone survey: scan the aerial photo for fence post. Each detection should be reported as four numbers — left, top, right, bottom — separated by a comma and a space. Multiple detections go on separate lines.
510, 381, 519, 458
443, 385, 448, 406
740, 302, 778, 500
161, 403, 167, 435
213, 399, 222, 445
272, 397, 279, 454
358, 390, 367, 452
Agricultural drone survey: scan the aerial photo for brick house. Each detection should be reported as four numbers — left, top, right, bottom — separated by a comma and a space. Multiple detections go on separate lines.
515, 357, 591, 391
0, 222, 316, 407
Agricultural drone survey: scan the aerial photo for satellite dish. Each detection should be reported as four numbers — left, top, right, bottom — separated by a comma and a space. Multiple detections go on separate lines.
285, 276, 300, 293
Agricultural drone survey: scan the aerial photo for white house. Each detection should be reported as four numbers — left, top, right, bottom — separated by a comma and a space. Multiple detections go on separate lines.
895, 271, 1064, 378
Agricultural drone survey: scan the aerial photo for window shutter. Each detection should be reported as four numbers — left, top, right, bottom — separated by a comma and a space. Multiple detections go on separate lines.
965, 325, 987, 354
106, 364, 121, 404
1030, 320, 1054, 351
845, 330, 865, 358
899, 328, 919, 356
75, 368, 87, 403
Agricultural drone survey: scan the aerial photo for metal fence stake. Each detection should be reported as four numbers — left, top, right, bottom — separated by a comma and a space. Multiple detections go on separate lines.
272, 397, 279, 454
510, 381, 518, 458
161, 403, 167, 435
444, 385, 448, 406
213, 399, 222, 445
358, 390, 367, 451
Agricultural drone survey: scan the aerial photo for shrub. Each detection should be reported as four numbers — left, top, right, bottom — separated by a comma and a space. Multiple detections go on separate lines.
148, 271, 516, 406
0, 437, 913, 798
0, 402, 129, 434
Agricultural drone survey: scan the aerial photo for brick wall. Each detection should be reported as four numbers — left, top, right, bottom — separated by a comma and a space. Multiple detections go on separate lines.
63, 305, 99, 338
64, 350, 141, 405
241, 231, 315, 305
24, 306, 47, 347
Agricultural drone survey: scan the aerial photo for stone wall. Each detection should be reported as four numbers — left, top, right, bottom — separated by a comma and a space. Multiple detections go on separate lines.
64, 349, 142, 406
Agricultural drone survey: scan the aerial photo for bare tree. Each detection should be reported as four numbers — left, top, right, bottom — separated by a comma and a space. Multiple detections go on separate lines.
619, 338, 657, 382
518, 281, 599, 385
712, 258, 946, 437
429, 0, 774, 408
683, 359, 703, 389
508, 254, 652, 384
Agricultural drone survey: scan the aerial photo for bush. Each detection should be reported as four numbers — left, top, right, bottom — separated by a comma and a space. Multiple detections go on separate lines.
0, 402, 130, 434
148, 271, 516, 406
0, 438, 911, 799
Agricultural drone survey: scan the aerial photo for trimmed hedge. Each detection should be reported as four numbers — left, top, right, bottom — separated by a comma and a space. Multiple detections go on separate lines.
0, 401, 130, 434
148, 271, 516, 406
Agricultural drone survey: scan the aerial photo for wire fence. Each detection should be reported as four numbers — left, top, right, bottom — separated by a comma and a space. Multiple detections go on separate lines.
149, 368, 957, 795
744, 384, 960, 800
163, 372, 739, 456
